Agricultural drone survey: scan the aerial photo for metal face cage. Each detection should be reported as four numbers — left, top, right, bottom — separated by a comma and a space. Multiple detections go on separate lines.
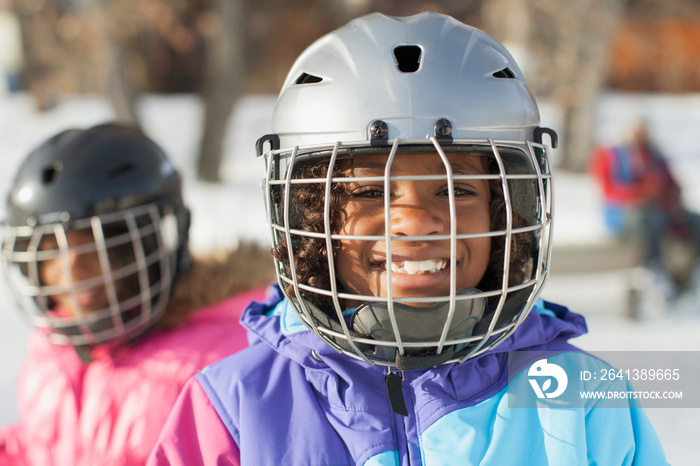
263, 137, 554, 370
0, 203, 178, 347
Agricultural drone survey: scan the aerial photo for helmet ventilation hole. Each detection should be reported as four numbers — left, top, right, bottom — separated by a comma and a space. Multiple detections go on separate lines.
393, 45, 421, 73
493, 67, 515, 79
295, 73, 323, 85
42, 162, 62, 185
108, 162, 136, 178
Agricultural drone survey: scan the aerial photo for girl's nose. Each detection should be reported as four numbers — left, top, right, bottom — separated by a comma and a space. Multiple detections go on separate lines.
388, 188, 447, 238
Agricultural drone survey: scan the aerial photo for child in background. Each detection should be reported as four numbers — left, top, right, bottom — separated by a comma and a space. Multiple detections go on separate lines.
0, 123, 274, 465
149, 13, 667, 465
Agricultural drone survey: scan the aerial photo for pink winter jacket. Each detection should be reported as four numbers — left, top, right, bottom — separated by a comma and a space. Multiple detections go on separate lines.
0, 287, 266, 466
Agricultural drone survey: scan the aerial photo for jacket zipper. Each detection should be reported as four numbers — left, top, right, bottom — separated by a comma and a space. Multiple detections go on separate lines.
385, 370, 408, 416
386, 369, 418, 465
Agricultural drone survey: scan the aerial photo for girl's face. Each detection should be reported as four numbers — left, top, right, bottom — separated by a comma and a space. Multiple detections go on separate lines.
39, 229, 132, 316
335, 152, 492, 308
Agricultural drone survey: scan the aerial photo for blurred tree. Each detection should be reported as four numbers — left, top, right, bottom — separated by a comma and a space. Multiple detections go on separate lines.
196, 0, 244, 182
11, 0, 62, 111
540, 0, 627, 173
94, 0, 138, 123
482, 0, 627, 173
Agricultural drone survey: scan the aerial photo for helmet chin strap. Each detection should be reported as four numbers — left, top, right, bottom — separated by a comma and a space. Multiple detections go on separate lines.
351, 288, 486, 370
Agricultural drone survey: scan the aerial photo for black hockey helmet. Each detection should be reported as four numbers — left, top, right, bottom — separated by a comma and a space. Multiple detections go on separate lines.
1, 122, 191, 347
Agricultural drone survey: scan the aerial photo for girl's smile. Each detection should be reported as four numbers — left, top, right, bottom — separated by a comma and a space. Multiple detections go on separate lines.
387, 258, 448, 274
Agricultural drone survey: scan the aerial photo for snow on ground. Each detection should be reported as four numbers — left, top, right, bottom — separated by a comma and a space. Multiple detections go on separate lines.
1, 91, 700, 465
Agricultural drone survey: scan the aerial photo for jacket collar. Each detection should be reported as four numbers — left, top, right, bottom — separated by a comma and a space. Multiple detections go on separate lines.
242, 285, 588, 371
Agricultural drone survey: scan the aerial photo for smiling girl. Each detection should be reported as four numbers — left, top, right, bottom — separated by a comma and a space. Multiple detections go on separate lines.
149, 12, 666, 465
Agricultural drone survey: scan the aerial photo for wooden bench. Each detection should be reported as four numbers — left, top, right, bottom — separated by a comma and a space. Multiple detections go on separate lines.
550, 240, 643, 275
550, 237, 697, 319
550, 239, 645, 319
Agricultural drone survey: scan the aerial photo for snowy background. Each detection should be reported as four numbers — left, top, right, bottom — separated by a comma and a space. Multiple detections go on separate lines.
1, 91, 700, 465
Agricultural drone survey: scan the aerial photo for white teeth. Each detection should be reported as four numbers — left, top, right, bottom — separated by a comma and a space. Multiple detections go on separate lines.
389, 259, 447, 275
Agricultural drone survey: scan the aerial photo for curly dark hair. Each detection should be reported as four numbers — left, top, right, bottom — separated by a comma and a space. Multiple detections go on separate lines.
272, 152, 536, 310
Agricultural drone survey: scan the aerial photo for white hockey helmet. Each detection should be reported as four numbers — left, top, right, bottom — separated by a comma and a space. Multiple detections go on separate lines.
257, 12, 556, 370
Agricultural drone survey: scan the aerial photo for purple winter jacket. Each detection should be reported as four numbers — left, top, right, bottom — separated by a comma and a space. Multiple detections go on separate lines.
148, 285, 667, 465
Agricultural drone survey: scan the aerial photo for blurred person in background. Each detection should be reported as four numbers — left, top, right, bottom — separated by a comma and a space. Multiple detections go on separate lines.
0, 123, 273, 465
590, 120, 700, 306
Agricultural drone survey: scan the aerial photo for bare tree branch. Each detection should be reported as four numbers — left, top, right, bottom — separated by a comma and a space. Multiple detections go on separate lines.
196, 0, 246, 183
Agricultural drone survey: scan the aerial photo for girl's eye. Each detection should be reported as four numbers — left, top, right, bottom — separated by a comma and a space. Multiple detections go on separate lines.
352, 186, 384, 198
440, 185, 478, 197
